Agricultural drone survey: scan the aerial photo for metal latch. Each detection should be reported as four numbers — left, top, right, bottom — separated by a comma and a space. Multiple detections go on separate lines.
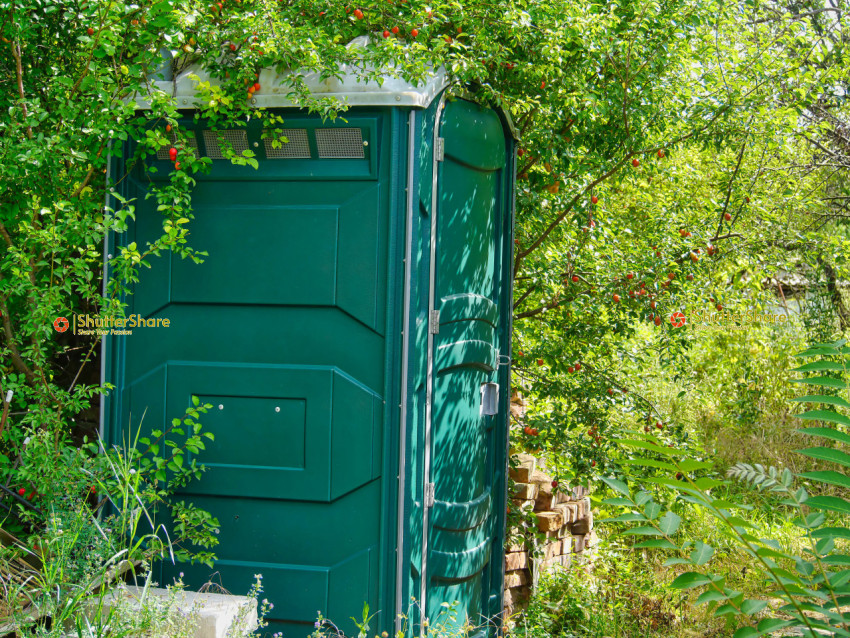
424, 483, 436, 508
480, 382, 499, 416
435, 137, 445, 161
429, 310, 440, 334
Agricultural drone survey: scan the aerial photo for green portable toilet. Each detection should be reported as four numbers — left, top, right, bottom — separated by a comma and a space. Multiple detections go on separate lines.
102, 53, 517, 638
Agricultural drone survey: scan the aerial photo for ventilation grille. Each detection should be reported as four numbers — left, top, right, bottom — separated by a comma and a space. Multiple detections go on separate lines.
315, 128, 365, 159
203, 129, 249, 159
263, 129, 311, 158
156, 132, 198, 160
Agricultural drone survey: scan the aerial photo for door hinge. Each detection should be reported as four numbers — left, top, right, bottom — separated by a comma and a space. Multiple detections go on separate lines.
429, 310, 440, 334
435, 137, 445, 162
424, 483, 436, 508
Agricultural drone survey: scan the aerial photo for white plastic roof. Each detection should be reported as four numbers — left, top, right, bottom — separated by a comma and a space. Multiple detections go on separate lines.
133, 36, 450, 110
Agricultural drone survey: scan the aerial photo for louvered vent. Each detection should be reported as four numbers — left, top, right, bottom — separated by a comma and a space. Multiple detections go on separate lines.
203, 129, 249, 159
315, 128, 365, 159
156, 132, 199, 160
263, 129, 311, 159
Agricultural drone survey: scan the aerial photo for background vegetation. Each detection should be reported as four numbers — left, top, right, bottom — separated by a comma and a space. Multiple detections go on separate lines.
1, 0, 849, 634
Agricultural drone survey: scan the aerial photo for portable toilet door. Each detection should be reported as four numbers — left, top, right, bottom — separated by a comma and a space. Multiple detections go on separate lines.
102, 63, 515, 638
402, 95, 516, 637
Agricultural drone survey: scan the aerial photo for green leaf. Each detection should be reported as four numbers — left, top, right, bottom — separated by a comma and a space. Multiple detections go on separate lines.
805, 495, 850, 515
795, 411, 850, 427
695, 590, 727, 605
691, 542, 715, 566
678, 459, 714, 472
797, 447, 850, 468
620, 439, 681, 456
798, 427, 850, 446
798, 471, 850, 490
756, 619, 793, 633
732, 627, 759, 638
634, 539, 679, 550
791, 376, 849, 389
602, 497, 633, 506
740, 599, 768, 615
192, 395, 200, 406
600, 476, 630, 496
792, 361, 847, 372
790, 395, 850, 409
811, 527, 850, 541
621, 526, 663, 536
670, 572, 712, 590
622, 458, 677, 471
658, 511, 682, 536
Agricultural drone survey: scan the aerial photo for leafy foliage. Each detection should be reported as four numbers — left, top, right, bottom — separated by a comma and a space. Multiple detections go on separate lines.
603, 338, 850, 637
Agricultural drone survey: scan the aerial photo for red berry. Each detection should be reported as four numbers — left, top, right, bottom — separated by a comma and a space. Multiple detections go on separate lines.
168, 147, 177, 160
27, 490, 35, 500
612, 293, 620, 303
716, 304, 723, 311
86, 27, 94, 36
745, 196, 750, 203
537, 358, 544, 366
668, 272, 675, 280
687, 274, 694, 281
657, 150, 665, 158
724, 212, 732, 221
229, 43, 236, 51
391, 26, 399, 34
574, 363, 581, 371
650, 301, 657, 309
353, 8, 363, 19
17, 488, 25, 496
629, 290, 635, 298
165, 124, 172, 132
607, 388, 614, 396
655, 250, 662, 258
540, 81, 546, 89
654, 315, 661, 325
591, 460, 597, 467
626, 273, 634, 280
644, 426, 650, 432
676, 472, 684, 480
679, 229, 687, 237
174, 161, 181, 169
568, 366, 574, 374
410, 28, 418, 37
571, 275, 579, 283
655, 422, 663, 429
591, 195, 598, 204
383, 30, 390, 38
632, 158, 640, 167
551, 480, 558, 488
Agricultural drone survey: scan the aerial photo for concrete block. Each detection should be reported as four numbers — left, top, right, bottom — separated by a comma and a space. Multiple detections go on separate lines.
505, 551, 529, 571
554, 502, 578, 524
504, 569, 530, 588
542, 540, 562, 560
536, 512, 563, 532
503, 586, 529, 607
571, 509, 594, 535
530, 469, 554, 486
100, 585, 257, 638
512, 482, 539, 500
509, 455, 537, 483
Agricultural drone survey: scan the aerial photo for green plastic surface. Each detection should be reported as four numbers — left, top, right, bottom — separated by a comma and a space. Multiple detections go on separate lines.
104, 97, 514, 638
